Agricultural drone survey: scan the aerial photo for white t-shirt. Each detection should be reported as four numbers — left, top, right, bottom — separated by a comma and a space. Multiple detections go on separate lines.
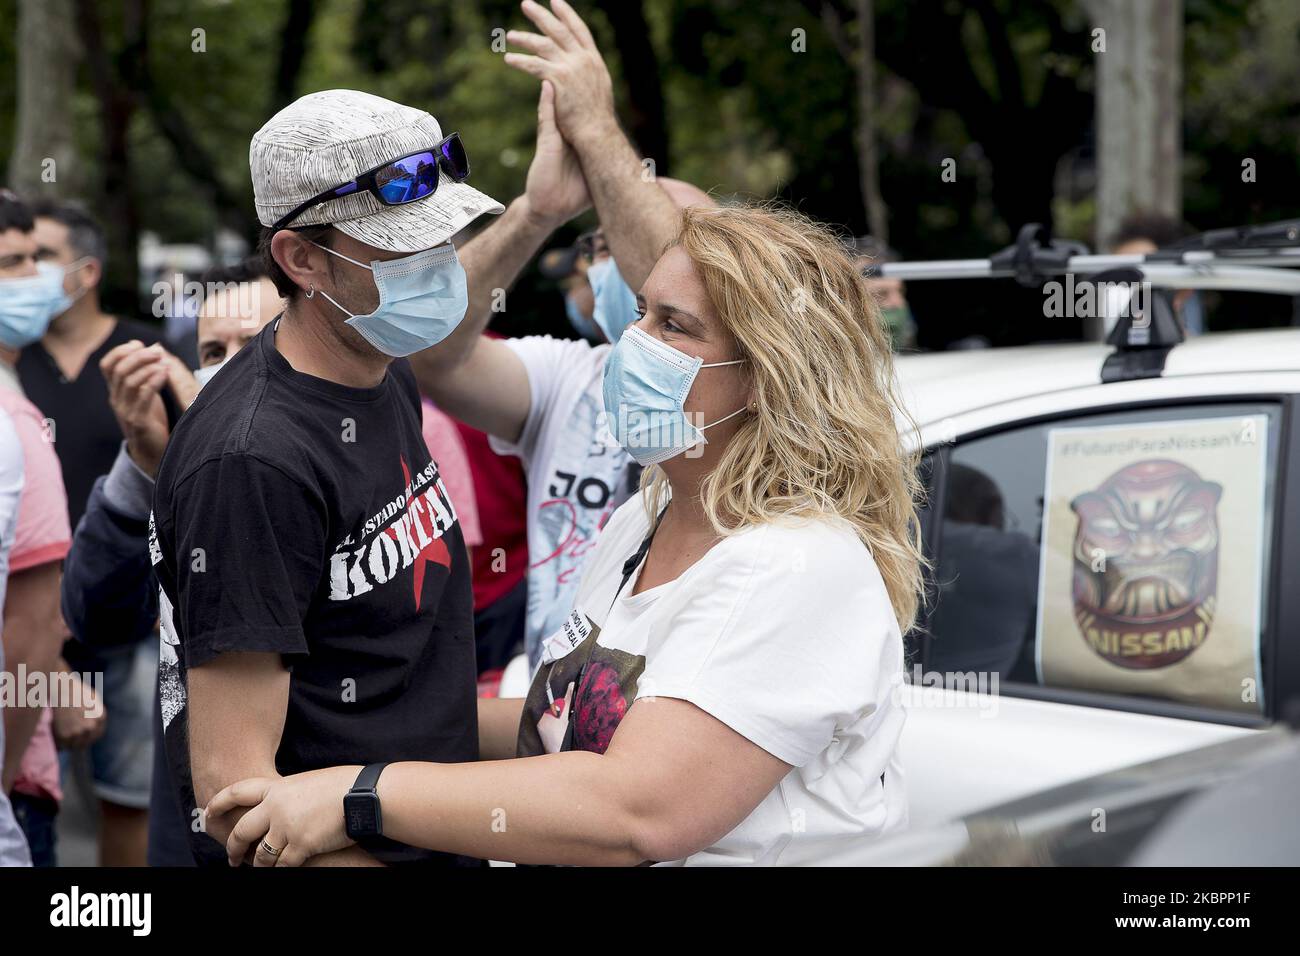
517, 495, 910, 866
489, 336, 636, 667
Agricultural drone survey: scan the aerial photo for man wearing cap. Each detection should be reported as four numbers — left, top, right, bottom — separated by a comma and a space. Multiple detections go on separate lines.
149, 88, 573, 866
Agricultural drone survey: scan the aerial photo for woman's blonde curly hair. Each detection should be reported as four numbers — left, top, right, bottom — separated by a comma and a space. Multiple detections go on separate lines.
642, 202, 927, 633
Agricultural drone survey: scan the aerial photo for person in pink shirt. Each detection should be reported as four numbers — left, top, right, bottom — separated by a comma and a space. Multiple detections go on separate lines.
0, 192, 74, 865
0, 406, 31, 865
421, 397, 482, 549
2, 384, 73, 859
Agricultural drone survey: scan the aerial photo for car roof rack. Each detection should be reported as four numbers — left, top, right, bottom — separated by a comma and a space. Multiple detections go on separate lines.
876, 219, 1300, 292
1163, 219, 1300, 255
873, 219, 1300, 381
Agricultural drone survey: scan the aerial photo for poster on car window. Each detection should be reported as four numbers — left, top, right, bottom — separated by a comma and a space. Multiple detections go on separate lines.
1035, 415, 1268, 714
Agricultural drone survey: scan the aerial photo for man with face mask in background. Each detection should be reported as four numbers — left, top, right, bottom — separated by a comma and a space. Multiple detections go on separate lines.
851, 236, 917, 351
60, 259, 280, 866
190, 259, 286, 384
1107, 213, 1204, 338
537, 240, 598, 342
541, 225, 660, 348
149, 89, 507, 866
410, 57, 712, 669
20, 201, 183, 525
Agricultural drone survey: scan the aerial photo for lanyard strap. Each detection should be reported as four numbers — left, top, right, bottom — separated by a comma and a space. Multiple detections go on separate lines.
609, 505, 668, 613
545, 506, 666, 704
555, 507, 667, 753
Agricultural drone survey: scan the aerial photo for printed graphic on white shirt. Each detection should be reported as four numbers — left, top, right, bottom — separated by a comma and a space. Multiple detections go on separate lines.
523, 386, 635, 663
518, 611, 646, 758
157, 589, 183, 732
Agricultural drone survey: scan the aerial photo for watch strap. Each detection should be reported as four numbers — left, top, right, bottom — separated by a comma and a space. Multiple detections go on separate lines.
351, 762, 389, 794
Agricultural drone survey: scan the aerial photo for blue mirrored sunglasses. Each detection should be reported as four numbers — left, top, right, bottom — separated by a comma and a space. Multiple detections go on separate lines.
271, 133, 470, 232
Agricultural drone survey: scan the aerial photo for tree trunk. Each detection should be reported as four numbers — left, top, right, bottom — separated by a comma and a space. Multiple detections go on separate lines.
853, 0, 888, 242
8, 0, 80, 197
598, 0, 670, 176
73, 0, 145, 315
810, 0, 888, 240
1090, 0, 1183, 250
272, 0, 320, 115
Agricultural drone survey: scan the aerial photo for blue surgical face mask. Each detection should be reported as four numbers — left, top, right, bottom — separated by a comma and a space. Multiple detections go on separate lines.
602, 325, 747, 466
309, 241, 468, 357
564, 293, 601, 342
0, 262, 65, 348
586, 257, 638, 344
49, 257, 93, 318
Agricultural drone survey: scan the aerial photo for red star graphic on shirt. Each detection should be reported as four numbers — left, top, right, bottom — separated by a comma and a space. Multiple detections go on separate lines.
392, 456, 450, 611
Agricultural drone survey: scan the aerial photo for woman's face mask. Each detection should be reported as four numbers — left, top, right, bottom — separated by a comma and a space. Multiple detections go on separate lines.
601, 325, 747, 466
308, 241, 469, 357
586, 258, 639, 344
0, 262, 66, 348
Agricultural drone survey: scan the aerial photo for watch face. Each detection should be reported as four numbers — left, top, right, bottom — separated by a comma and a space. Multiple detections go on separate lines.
344, 793, 382, 839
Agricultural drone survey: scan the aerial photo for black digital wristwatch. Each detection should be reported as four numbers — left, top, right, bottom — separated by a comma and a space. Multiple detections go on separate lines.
344, 763, 390, 841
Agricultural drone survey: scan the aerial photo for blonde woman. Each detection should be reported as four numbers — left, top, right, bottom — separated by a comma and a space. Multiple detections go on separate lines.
208, 205, 926, 867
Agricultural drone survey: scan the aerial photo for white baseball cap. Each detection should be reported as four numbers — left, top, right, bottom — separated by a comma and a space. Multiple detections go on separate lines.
250, 89, 504, 252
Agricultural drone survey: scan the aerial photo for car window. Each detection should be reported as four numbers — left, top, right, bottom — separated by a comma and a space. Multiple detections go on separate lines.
926, 402, 1279, 717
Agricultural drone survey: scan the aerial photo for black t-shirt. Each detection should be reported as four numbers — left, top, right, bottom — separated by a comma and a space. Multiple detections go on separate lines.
18, 318, 179, 531
150, 320, 478, 866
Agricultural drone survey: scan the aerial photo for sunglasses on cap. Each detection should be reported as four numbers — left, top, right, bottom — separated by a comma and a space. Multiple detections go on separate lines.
270, 133, 471, 232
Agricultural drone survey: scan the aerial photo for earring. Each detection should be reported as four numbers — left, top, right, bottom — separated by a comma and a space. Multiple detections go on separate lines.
305, 285, 315, 299
749, 401, 759, 413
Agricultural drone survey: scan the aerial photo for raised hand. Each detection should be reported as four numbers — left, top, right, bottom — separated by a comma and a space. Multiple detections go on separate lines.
161, 349, 200, 413
505, 0, 618, 153
101, 341, 172, 479
522, 80, 591, 229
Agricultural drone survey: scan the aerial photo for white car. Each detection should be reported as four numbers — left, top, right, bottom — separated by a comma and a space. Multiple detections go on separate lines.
893, 325, 1300, 827
820, 727, 1300, 866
